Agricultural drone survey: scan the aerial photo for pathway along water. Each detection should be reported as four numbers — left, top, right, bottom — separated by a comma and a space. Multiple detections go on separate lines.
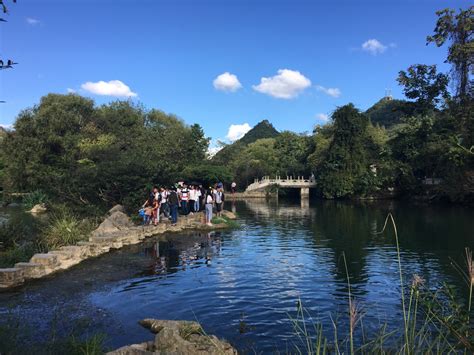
0, 199, 473, 353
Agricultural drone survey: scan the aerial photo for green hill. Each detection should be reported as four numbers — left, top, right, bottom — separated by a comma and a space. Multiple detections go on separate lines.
365, 98, 416, 128
213, 120, 279, 163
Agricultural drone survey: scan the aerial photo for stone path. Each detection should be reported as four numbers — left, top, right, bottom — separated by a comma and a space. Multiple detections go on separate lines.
0, 206, 235, 289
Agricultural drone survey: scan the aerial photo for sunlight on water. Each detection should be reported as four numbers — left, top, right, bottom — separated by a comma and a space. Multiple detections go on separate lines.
1, 200, 473, 352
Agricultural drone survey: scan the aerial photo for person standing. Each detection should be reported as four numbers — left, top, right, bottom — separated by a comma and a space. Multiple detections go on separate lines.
152, 186, 160, 224
168, 186, 179, 226
199, 185, 205, 211
214, 187, 225, 217
205, 189, 214, 226
195, 186, 201, 212
188, 185, 197, 214
231, 181, 237, 194
179, 184, 190, 215
159, 187, 169, 218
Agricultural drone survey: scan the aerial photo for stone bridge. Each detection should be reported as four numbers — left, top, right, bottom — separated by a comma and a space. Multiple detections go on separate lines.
245, 176, 317, 197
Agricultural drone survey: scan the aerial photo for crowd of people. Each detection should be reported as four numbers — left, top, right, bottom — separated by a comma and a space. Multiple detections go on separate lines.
140, 182, 230, 227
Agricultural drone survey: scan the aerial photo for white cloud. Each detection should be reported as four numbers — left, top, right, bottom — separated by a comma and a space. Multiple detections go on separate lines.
316, 113, 329, 122
67, 88, 76, 94
0, 124, 13, 130
316, 85, 341, 98
362, 39, 387, 55
253, 69, 311, 99
81, 80, 137, 98
226, 123, 252, 142
26, 17, 40, 25
213, 72, 242, 92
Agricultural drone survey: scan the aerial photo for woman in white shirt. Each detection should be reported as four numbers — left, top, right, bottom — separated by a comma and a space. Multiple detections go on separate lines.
205, 189, 214, 226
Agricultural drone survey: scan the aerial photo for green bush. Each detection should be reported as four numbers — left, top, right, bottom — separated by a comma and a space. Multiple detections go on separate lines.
0, 219, 42, 267
0, 244, 37, 268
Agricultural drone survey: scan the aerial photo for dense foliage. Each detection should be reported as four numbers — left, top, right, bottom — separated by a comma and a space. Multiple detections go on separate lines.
0, 94, 209, 212
0, 6, 472, 206
212, 6, 474, 203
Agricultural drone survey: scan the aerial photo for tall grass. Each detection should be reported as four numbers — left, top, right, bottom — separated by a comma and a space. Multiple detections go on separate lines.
289, 213, 474, 354
41, 206, 96, 250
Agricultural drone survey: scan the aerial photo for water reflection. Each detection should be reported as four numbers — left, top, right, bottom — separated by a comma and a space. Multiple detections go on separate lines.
0, 199, 472, 353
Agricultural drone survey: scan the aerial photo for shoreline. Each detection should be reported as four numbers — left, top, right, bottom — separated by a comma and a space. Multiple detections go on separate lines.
0, 206, 237, 290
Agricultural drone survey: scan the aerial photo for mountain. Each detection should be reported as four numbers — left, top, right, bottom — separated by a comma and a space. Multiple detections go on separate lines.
213, 120, 279, 163
365, 98, 416, 128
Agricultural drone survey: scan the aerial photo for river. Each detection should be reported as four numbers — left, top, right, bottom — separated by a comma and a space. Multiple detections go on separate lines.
0, 199, 473, 353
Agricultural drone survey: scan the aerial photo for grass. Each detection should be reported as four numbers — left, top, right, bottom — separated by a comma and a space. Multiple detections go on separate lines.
41, 207, 96, 250
0, 219, 42, 267
288, 213, 474, 354
211, 215, 239, 228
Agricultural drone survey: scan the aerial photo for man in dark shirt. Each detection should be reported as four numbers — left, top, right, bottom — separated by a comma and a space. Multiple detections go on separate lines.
168, 186, 179, 225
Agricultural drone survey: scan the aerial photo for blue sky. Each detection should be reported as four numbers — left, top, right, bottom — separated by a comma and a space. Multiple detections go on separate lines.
0, 0, 469, 148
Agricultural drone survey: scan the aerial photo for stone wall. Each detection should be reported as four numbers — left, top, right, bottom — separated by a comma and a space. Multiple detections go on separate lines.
0, 206, 235, 290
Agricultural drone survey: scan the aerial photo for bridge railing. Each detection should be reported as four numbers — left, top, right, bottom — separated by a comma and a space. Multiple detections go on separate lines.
246, 176, 316, 191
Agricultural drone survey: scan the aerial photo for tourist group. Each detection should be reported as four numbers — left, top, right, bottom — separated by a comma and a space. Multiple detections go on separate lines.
140, 182, 230, 227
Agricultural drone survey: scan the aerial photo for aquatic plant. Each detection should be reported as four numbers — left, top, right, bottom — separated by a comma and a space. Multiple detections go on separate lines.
210, 215, 239, 228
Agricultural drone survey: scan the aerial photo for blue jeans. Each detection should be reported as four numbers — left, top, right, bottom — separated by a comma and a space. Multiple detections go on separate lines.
205, 204, 213, 223
161, 202, 170, 217
195, 199, 199, 212
170, 204, 178, 224
181, 200, 188, 215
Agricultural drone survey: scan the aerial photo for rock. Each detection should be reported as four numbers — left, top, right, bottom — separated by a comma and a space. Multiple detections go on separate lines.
108, 204, 126, 215
0, 268, 24, 288
221, 210, 237, 220
14, 262, 45, 279
108, 211, 134, 229
107, 319, 237, 355
29, 203, 47, 213
91, 218, 121, 238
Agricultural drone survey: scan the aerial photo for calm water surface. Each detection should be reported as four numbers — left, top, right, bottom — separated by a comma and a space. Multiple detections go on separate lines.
0, 199, 473, 353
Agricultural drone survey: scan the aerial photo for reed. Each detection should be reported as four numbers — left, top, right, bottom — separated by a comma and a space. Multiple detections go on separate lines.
288, 214, 473, 354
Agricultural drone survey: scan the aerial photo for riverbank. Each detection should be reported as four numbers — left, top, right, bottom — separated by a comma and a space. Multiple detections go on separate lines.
0, 205, 237, 290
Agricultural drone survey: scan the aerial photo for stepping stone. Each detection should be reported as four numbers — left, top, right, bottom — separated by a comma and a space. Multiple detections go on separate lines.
15, 262, 45, 279
0, 268, 24, 288
30, 253, 58, 267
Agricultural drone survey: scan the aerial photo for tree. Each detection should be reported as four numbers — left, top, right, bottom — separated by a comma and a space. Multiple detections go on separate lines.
427, 6, 473, 100
0, 94, 207, 212
397, 64, 450, 112
273, 131, 312, 177
314, 104, 374, 198
187, 124, 210, 162
230, 138, 277, 188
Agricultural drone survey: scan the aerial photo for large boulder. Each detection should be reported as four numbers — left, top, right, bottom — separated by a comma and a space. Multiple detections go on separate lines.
107, 319, 237, 355
108, 211, 134, 229
108, 204, 126, 215
91, 211, 133, 239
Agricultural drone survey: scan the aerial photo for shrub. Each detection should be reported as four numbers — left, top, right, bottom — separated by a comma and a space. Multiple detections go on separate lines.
0, 244, 37, 268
